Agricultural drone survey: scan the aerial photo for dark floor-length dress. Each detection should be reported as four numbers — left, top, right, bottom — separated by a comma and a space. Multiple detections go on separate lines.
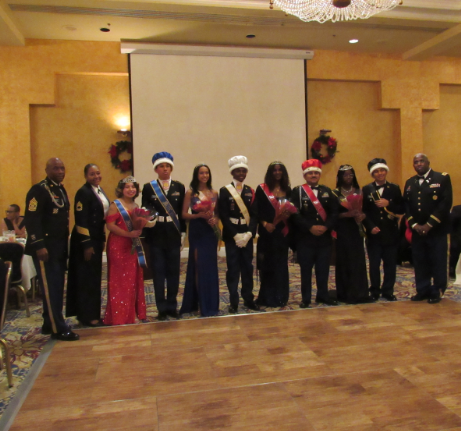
255, 185, 291, 307
103, 211, 146, 325
334, 190, 370, 304
180, 195, 220, 317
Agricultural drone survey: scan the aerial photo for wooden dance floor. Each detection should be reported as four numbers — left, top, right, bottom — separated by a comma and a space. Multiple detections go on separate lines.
10, 300, 461, 430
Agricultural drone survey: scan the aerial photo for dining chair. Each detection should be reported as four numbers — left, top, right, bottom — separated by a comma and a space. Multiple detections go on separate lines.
0, 242, 30, 317
0, 259, 14, 387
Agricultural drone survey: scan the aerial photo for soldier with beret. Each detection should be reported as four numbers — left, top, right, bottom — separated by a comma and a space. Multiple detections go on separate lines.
290, 159, 339, 308
362, 158, 403, 301
141, 152, 186, 320
218, 155, 259, 313
24, 158, 79, 341
404, 153, 453, 303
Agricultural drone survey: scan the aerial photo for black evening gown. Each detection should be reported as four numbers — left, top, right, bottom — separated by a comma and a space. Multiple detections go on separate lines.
255, 185, 291, 307
334, 189, 370, 304
180, 196, 220, 317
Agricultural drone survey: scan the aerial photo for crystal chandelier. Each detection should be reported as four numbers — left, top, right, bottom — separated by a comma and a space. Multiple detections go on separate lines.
273, 0, 402, 23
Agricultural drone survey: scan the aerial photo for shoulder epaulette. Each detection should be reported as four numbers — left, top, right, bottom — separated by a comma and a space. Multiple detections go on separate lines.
442, 172, 448, 176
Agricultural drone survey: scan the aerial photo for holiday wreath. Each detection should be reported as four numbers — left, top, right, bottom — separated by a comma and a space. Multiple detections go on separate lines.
108, 140, 133, 172
311, 133, 338, 165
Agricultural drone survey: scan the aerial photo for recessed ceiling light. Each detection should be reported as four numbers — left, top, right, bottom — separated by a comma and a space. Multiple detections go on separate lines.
246, 34, 256, 39
349, 39, 359, 44
100, 27, 110, 33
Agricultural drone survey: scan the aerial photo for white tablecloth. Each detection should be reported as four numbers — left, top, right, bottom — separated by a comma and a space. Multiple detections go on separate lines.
22, 254, 36, 291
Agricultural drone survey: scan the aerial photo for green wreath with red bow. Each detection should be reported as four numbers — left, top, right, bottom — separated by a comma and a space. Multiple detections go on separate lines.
108, 140, 133, 172
311, 134, 338, 165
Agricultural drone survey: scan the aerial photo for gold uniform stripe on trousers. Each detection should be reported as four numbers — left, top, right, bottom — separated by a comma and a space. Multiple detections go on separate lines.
39, 260, 58, 334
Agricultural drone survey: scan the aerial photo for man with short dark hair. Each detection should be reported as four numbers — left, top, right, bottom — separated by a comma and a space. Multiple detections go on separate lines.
362, 158, 403, 301
24, 158, 79, 340
141, 152, 186, 321
219, 155, 258, 313
404, 153, 452, 303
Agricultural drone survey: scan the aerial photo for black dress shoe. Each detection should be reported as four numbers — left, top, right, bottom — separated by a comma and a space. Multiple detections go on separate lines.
167, 310, 180, 319
157, 312, 167, 321
244, 301, 260, 311
316, 297, 339, 306
370, 293, 380, 301
428, 297, 441, 304
299, 302, 310, 309
51, 331, 80, 341
382, 294, 397, 302
411, 293, 427, 301
228, 305, 238, 314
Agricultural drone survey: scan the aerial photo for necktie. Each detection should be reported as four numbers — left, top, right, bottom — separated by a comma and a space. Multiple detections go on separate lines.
418, 176, 425, 185
97, 188, 101, 194
311, 186, 319, 190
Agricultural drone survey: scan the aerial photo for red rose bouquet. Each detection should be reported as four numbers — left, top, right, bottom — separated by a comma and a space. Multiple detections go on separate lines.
131, 207, 154, 230
192, 200, 222, 241
346, 194, 366, 237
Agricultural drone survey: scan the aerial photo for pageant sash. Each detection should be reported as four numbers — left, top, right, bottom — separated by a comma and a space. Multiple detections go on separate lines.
226, 184, 251, 225
302, 184, 327, 222
114, 200, 147, 268
150, 180, 181, 234
260, 183, 289, 237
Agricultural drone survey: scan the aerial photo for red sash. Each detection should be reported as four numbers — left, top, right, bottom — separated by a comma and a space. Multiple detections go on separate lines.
260, 183, 289, 237
302, 184, 327, 221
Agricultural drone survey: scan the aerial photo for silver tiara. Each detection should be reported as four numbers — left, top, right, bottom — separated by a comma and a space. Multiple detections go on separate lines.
121, 176, 137, 183
339, 165, 353, 171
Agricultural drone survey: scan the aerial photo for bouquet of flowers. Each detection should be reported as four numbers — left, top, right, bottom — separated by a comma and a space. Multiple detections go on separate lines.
131, 207, 155, 230
192, 200, 222, 241
346, 194, 366, 237
273, 199, 297, 226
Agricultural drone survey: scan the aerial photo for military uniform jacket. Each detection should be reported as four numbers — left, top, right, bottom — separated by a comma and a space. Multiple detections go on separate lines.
362, 181, 403, 245
404, 169, 452, 236
218, 184, 257, 242
72, 182, 108, 250
24, 177, 70, 258
290, 184, 338, 246
141, 180, 186, 248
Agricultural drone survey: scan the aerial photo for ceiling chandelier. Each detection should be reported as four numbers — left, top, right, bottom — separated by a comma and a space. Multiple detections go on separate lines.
272, 0, 402, 23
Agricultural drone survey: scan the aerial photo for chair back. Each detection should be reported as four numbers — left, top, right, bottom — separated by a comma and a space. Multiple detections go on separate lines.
0, 260, 12, 331
0, 242, 24, 283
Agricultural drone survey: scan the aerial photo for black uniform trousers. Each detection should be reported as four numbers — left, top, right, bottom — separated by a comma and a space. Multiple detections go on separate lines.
297, 241, 331, 304
224, 239, 254, 307
412, 233, 447, 298
150, 243, 181, 314
33, 254, 69, 333
367, 240, 398, 296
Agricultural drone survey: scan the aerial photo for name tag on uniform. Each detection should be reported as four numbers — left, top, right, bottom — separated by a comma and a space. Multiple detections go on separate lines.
245, 192, 252, 197
171, 192, 180, 196
430, 184, 440, 188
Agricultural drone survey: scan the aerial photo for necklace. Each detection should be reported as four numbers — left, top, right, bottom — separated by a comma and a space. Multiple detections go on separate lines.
341, 186, 353, 194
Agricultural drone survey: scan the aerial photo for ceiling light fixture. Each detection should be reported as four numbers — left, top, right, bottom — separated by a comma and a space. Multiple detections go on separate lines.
349, 38, 359, 43
273, 0, 402, 23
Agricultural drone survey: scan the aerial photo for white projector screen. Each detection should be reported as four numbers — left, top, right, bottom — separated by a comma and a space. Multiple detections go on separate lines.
130, 53, 307, 195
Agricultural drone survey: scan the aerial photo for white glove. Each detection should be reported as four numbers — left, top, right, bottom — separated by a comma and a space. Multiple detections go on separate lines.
241, 231, 252, 247
145, 219, 157, 228
180, 232, 186, 251
234, 233, 245, 247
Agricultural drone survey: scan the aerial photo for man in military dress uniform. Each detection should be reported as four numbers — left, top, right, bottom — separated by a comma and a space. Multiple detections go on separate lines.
141, 152, 186, 320
218, 155, 259, 313
24, 158, 79, 340
404, 153, 452, 303
362, 158, 403, 301
290, 159, 339, 308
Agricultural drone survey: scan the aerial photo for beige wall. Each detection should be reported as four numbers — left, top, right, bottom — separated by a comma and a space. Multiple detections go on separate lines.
2, 40, 461, 217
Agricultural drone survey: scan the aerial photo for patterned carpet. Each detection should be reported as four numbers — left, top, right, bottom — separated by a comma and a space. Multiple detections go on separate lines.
0, 255, 459, 417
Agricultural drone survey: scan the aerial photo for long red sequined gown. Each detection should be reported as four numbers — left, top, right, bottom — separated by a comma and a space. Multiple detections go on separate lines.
103, 212, 146, 325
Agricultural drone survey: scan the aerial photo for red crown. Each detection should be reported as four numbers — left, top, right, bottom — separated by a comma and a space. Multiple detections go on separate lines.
302, 159, 322, 173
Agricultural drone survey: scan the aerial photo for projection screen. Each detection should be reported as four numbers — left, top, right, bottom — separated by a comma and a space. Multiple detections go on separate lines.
129, 48, 308, 193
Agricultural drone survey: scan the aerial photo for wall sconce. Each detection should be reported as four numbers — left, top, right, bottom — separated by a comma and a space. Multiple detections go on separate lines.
117, 128, 131, 137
